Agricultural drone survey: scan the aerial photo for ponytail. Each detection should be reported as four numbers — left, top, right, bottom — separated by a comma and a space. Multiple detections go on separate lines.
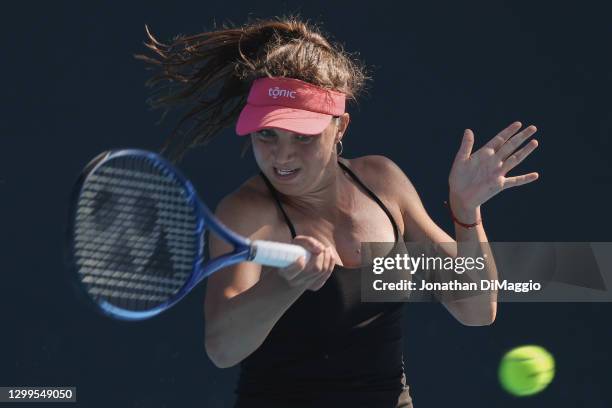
135, 16, 368, 162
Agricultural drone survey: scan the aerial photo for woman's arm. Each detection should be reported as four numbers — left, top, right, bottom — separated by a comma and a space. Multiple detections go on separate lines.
204, 258, 307, 368
442, 196, 498, 326
376, 123, 539, 326
204, 190, 334, 368
367, 156, 497, 326
441, 123, 539, 324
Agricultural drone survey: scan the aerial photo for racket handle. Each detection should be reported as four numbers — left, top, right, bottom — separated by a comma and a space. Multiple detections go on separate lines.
250, 240, 311, 268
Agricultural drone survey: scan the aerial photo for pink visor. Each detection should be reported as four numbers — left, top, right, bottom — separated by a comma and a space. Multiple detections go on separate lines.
236, 77, 346, 136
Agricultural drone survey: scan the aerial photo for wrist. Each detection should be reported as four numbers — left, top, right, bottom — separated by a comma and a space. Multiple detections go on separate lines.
446, 194, 482, 228
449, 193, 479, 216
451, 204, 481, 224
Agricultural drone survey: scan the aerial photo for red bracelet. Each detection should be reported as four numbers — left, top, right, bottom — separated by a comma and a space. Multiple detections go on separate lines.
443, 200, 482, 229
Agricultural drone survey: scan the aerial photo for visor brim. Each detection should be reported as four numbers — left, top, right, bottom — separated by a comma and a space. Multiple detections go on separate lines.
236, 105, 334, 136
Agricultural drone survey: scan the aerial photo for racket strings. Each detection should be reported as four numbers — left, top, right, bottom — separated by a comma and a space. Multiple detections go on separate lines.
73, 156, 200, 311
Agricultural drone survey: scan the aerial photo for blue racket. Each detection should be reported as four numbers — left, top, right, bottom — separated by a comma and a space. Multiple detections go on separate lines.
66, 149, 310, 321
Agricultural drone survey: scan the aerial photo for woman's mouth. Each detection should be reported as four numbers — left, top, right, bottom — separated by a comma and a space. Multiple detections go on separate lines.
273, 166, 301, 180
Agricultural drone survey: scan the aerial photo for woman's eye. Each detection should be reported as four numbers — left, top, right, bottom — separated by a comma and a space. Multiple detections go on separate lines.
255, 129, 276, 142
295, 135, 313, 144
256, 130, 276, 141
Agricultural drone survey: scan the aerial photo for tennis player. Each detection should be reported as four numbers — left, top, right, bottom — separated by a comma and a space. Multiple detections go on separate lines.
138, 16, 539, 407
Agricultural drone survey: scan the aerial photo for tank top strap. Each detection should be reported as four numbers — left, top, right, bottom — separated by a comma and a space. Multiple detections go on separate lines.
259, 171, 297, 239
337, 161, 400, 243
259, 160, 401, 243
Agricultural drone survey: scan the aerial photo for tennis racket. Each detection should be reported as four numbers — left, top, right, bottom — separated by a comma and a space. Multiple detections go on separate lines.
66, 149, 310, 321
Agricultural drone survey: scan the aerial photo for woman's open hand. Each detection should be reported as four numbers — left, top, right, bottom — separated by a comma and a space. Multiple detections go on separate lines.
448, 121, 540, 210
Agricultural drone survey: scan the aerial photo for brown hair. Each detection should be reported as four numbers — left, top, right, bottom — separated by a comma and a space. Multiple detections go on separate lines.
135, 15, 369, 162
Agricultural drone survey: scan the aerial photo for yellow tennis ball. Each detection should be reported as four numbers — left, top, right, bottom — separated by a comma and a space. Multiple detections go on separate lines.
498, 345, 555, 397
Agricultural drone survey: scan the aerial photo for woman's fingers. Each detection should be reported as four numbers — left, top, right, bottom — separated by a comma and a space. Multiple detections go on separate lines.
279, 235, 323, 281
483, 121, 522, 151
293, 235, 324, 255
495, 125, 538, 160
502, 172, 540, 190
277, 235, 336, 290
454, 129, 475, 162
325, 247, 336, 273
308, 248, 335, 291
310, 246, 327, 276
501, 139, 539, 174
278, 239, 338, 292
277, 256, 307, 282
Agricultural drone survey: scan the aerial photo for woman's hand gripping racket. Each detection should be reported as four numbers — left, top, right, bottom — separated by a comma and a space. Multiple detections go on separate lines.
66, 149, 310, 321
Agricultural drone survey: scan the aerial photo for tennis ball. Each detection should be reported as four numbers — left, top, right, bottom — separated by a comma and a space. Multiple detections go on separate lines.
498, 345, 555, 397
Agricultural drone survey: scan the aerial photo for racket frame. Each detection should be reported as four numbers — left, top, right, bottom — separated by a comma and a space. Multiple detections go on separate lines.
66, 149, 253, 321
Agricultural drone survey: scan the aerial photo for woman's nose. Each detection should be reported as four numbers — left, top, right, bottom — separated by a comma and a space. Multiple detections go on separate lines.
273, 141, 295, 164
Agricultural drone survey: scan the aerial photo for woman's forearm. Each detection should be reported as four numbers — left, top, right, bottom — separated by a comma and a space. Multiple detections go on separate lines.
446, 197, 498, 325
204, 269, 307, 368
442, 122, 540, 322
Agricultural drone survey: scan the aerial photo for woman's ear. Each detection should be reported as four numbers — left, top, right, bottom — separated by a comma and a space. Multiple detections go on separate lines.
337, 113, 351, 141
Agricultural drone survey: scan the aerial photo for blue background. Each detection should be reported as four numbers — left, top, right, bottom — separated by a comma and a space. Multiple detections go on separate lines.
3, 1, 612, 406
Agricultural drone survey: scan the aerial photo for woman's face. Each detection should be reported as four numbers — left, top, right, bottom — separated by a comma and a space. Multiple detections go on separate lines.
251, 115, 346, 195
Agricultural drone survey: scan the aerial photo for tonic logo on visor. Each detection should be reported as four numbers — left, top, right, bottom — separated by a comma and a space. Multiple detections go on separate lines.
236, 77, 346, 136
268, 87, 297, 99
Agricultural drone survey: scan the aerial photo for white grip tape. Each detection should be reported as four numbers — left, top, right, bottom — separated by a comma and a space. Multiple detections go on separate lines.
251, 240, 311, 268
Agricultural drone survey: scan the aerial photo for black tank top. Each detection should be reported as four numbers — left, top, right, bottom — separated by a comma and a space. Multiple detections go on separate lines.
235, 161, 411, 407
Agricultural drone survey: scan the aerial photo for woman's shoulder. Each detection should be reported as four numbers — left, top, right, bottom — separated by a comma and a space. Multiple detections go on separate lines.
213, 174, 282, 239
343, 154, 399, 171
342, 155, 410, 194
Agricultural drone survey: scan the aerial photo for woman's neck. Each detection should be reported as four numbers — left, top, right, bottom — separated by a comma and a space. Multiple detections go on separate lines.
281, 159, 356, 222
